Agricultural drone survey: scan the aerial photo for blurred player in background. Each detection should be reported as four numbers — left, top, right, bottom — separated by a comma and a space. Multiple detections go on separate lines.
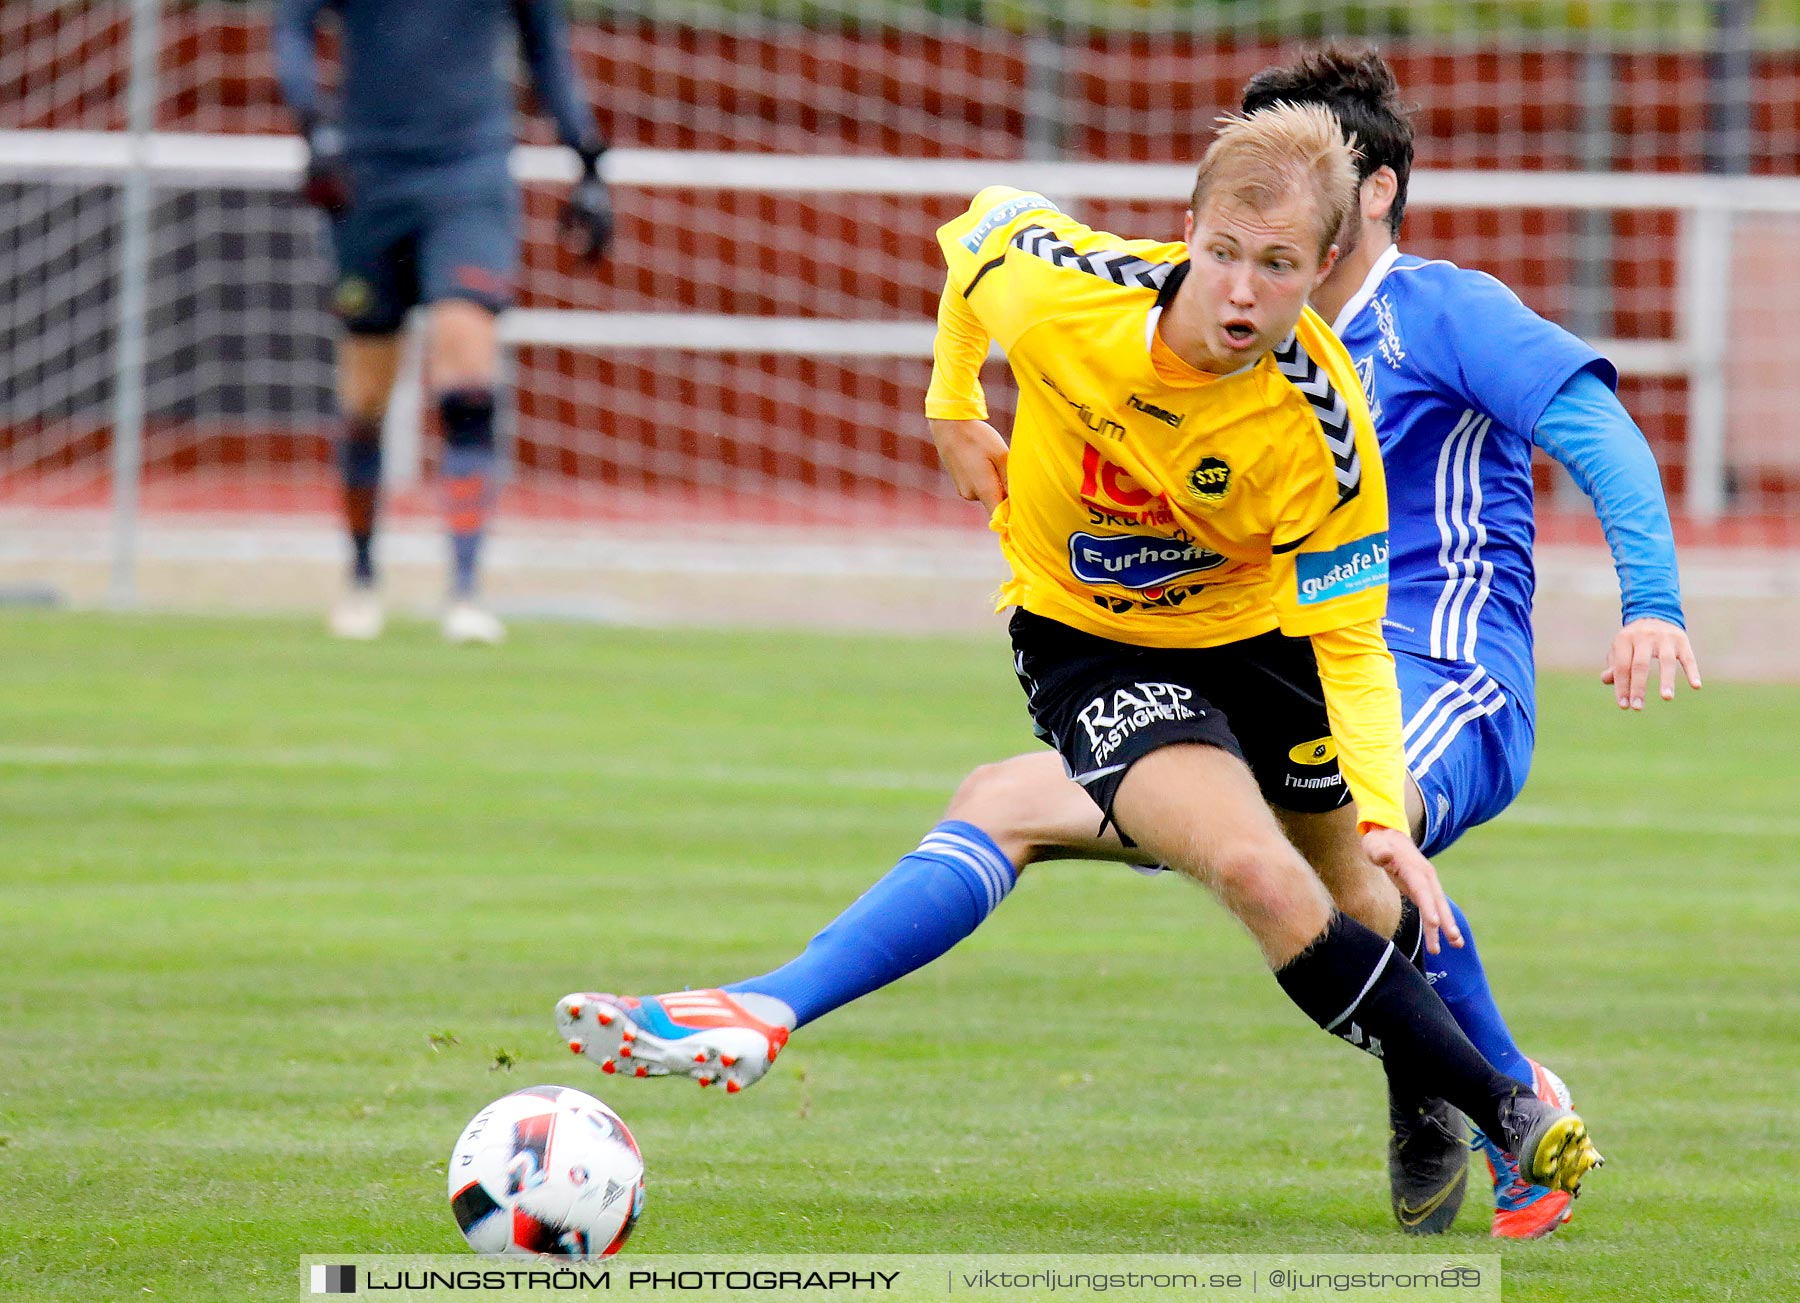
560, 103, 1604, 1214
274, 0, 615, 644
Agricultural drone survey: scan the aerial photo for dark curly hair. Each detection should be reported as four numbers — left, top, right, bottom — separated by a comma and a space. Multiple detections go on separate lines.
1241, 44, 1415, 237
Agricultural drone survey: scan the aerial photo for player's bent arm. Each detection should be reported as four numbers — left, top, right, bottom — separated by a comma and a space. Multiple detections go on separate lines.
1309, 617, 1457, 948
1313, 621, 1461, 953
1533, 369, 1702, 706
928, 420, 1009, 511
924, 277, 1007, 506
1309, 620, 1409, 836
924, 279, 990, 422
271, 0, 332, 122
513, 0, 605, 154
1263, 353, 1398, 822
1533, 367, 1686, 628
272, 0, 352, 216
516, 0, 613, 260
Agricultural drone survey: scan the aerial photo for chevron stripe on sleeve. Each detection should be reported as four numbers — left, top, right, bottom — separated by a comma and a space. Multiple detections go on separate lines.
1010, 225, 1178, 292
1273, 332, 1362, 507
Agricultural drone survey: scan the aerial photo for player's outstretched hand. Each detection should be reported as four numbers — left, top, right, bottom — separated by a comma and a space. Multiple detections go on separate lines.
560, 148, 615, 263
301, 121, 352, 217
928, 418, 1009, 512
1361, 825, 1463, 955
1601, 616, 1701, 711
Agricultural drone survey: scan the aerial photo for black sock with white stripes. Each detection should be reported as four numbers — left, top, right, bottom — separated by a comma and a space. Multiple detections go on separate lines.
1383, 897, 1440, 1109
1275, 912, 1520, 1139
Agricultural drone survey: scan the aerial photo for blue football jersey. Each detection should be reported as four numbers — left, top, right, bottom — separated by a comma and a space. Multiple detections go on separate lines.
1332, 247, 1615, 716
275, 0, 599, 165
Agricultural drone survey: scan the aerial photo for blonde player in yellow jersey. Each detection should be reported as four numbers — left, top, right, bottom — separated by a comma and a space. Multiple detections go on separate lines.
555, 105, 1600, 1204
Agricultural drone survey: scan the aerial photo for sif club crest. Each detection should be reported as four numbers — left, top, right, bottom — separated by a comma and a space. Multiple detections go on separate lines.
1185, 456, 1231, 504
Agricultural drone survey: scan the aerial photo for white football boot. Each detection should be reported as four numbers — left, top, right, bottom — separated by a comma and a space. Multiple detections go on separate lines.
442, 600, 506, 646
328, 586, 384, 640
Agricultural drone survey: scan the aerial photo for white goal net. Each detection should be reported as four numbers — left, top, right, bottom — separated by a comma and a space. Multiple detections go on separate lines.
6, 0, 1800, 615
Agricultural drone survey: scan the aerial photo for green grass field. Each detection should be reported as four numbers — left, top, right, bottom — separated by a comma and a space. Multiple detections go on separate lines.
2, 612, 1795, 1302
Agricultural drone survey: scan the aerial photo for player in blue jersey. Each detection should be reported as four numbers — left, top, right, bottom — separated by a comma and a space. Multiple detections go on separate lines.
554, 47, 1691, 1237
1236, 46, 1696, 1237
274, 0, 613, 644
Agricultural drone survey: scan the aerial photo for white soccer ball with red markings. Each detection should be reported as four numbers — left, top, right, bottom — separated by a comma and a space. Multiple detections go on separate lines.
448, 1085, 646, 1258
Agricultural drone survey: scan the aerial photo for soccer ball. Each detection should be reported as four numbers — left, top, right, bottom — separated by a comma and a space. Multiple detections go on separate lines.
448, 1085, 646, 1258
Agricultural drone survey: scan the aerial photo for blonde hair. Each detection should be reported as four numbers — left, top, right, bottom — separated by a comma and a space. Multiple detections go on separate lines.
1190, 102, 1360, 258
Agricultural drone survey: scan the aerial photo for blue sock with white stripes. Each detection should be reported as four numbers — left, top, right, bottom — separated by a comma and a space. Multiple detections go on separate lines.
1427, 899, 1535, 1089
724, 821, 1017, 1029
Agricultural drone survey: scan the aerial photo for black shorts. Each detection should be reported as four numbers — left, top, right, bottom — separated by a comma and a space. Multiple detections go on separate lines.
1009, 608, 1352, 832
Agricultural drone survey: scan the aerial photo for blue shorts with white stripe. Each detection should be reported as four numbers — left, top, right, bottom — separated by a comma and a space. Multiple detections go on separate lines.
1395, 651, 1536, 856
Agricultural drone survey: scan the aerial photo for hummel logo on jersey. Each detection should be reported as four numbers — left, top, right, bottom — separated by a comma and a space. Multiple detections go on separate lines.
1126, 394, 1183, 427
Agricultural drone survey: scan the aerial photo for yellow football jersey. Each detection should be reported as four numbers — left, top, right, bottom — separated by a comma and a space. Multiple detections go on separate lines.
927, 186, 1391, 651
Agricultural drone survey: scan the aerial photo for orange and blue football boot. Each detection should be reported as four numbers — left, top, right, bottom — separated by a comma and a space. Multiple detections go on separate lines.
556, 990, 793, 1094
1475, 1059, 1584, 1239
